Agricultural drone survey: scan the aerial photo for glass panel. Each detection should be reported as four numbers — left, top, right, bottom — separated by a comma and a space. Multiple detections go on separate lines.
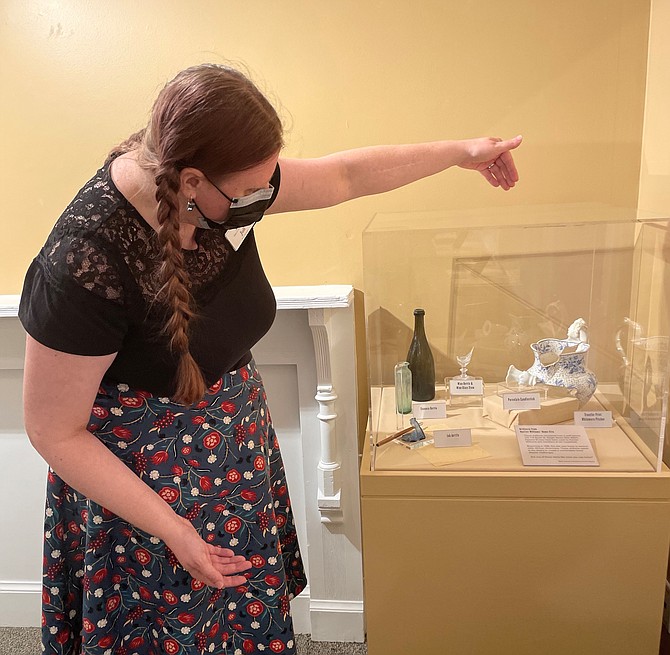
363, 216, 670, 473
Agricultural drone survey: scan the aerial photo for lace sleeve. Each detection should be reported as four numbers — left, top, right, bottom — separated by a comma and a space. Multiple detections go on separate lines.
19, 235, 129, 356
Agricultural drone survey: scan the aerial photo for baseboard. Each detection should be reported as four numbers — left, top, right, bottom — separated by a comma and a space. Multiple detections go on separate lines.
308, 598, 365, 642
0, 581, 41, 627
0, 582, 365, 643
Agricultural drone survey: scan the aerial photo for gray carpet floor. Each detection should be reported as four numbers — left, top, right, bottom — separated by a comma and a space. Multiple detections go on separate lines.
0, 628, 367, 655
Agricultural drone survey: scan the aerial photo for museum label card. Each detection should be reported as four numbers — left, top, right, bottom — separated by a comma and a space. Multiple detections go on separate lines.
514, 425, 599, 467
449, 378, 484, 396
574, 411, 613, 428
412, 400, 447, 419
433, 428, 472, 448
502, 392, 541, 410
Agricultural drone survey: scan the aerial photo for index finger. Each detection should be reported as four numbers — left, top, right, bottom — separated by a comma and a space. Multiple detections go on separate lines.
497, 150, 519, 183
210, 545, 237, 558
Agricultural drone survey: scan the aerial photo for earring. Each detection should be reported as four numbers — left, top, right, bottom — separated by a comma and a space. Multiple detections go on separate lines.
186, 198, 195, 212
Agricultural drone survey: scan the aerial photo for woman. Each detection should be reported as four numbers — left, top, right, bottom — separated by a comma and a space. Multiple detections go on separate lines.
20, 63, 521, 655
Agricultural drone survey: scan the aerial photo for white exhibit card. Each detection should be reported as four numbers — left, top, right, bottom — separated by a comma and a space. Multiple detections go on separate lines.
412, 400, 448, 419
449, 378, 484, 396
574, 411, 613, 428
433, 428, 472, 448
515, 425, 599, 467
502, 392, 542, 410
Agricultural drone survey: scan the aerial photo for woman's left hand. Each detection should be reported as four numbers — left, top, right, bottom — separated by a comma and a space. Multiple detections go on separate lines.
458, 135, 523, 190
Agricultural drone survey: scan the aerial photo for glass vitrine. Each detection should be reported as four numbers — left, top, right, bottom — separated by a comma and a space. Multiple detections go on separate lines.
363, 213, 670, 474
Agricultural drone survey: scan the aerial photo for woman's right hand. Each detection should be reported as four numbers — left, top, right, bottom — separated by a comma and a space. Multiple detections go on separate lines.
165, 516, 252, 589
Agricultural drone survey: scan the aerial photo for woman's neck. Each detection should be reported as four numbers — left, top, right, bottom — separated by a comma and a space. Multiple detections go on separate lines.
110, 152, 198, 250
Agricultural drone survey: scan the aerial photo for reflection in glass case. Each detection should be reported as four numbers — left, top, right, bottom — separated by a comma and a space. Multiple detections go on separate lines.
363, 214, 670, 474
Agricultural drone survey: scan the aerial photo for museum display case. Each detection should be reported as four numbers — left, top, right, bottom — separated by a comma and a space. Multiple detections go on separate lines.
364, 214, 670, 474
360, 212, 670, 655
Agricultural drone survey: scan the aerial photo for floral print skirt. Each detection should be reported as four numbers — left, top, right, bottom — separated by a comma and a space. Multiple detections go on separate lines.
41, 361, 306, 655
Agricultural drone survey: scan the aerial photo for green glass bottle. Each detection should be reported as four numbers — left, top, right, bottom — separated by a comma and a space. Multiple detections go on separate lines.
406, 308, 435, 401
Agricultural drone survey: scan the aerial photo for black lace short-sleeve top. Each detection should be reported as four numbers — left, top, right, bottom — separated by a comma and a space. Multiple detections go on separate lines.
19, 159, 279, 397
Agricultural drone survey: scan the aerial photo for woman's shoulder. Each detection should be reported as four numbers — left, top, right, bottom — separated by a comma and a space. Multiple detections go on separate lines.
34, 161, 133, 303
54, 160, 135, 242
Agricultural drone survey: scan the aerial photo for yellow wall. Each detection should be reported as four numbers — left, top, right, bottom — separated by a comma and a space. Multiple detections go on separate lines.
638, 0, 670, 216
0, 0, 651, 294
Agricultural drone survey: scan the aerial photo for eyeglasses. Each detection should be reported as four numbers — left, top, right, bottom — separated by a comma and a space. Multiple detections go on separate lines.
214, 183, 274, 209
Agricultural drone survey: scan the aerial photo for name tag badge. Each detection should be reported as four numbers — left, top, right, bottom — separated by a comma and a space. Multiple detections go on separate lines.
225, 225, 254, 251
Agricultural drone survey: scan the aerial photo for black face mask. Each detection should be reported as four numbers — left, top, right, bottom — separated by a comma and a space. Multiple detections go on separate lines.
189, 176, 275, 230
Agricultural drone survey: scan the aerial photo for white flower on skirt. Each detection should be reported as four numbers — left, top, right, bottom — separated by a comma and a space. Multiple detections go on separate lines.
244, 471, 253, 480
182, 435, 193, 443
207, 454, 217, 464
149, 471, 160, 480
214, 478, 222, 486
94, 588, 103, 598
118, 441, 128, 449
117, 384, 129, 392
223, 416, 232, 425
97, 618, 108, 628
51, 550, 61, 558
110, 407, 123, 416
